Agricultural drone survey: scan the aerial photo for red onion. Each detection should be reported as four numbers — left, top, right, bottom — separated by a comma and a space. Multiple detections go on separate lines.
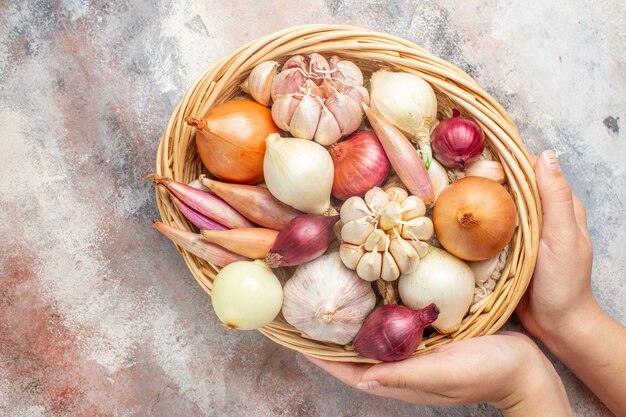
353, 303, 439, 362
170, 195, 228, 232
329, 131, 390, 200
265, 214, 339, 267
431, 114, 485, 170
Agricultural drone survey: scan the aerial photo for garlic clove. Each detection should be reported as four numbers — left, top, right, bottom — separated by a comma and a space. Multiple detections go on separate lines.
340, 196, 373, 224
364, 229, 389, 252
381, 250, 401, 282
385, 187, 409, 203
343, 85, 370, 107
283, 55, 307, 70
466, 160, 506, 184
428, 159, 450, 202
314, 105, 342, 145
364, 187, 390, 213
341, 217, 375, 245
407, 239, 430, 258
289, 93, 322, 139
271, 67, 306, 100
271, 94, 299, 130
357, 251, 383, 281
325, 92, 362, 135
308, 53, 330, 85
401, 195, 426, 220
340, 243, 365, 270
402, 217, 434, 241
329, 56, 364, 87
468, 254, 500, 284
379, 200, 403, 231
389, 238, 420, 274
242, 61, 278, 106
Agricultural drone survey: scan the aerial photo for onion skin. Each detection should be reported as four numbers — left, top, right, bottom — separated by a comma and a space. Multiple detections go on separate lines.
153, 221, 248, 267
353, 303, 439, 362
186, 99, 281, 184
266, 214, 339, 267
147, 174, 254, 229
363, 105, 434, 205
329, 131, 390, 200
431, 116, 485, 170
201, 228, 279, 259
171, 195, 228, 231
201, 177, 302, 230
433, 176, 516, 261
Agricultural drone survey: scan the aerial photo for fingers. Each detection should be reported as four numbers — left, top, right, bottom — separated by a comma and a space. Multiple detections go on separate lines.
535, 150, 578, 240
304, 355, 371, 388
572, 194, 590, 238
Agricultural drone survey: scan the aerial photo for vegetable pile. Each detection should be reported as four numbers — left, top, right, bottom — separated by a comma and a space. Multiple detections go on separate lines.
149, 53, 518, 362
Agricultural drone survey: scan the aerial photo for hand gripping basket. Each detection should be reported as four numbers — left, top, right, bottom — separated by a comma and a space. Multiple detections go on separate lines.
155, 24, 541, 363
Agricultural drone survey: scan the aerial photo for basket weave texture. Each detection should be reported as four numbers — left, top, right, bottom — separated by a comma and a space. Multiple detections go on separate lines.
155, 24, 541, 363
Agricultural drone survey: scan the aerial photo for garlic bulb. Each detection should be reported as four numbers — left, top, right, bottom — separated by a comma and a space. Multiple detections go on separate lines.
264, 133, 334, 214
282, 252, 376, 344
399, 247, 474, 334
339, 186, 434, 282
246, 54, 367, 145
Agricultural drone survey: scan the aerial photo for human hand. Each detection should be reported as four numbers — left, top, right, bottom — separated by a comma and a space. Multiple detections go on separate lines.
516, 150, 598, 350
306, 332, 572, 416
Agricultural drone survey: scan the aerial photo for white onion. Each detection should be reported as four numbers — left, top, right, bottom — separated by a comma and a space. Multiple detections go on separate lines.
398, 247, 474, 333
370, 70, 437, 136
263, 133, 334, 214
211, 260, 283, 330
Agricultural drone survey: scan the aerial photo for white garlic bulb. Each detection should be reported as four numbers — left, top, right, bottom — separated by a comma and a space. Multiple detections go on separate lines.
282, 252, 376, 344
339, 186, 434, 282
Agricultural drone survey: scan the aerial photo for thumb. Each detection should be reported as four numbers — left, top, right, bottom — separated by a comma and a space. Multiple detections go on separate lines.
535, 150, 577, 239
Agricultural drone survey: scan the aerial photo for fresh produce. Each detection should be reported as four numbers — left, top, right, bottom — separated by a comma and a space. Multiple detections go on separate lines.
329, 131, 390, 200
170, 195, 228, 231
433, 176, 516, 261
427, 159, 450, 202
200, 228, 279, 259
153, 221, 247, 267
147, 174, 253, 229
266, 214, 339, 268
363, 105, 435, 205
185, 99, 281, 184
211, 260, 283, 330
399, 247, 474, 333
245, 54, 368, 145
241, 61, 279, 106
468, 254, 500, 285
152, 53, 520, 357
369, 70, 438, 168
200, 177, 302, 230
339, 187, 432, 282
281, 253, 376, 344
353, 303, 439, 361
431, 113, 485, 170
465, 160, 506, 184
263, 133, 334, 214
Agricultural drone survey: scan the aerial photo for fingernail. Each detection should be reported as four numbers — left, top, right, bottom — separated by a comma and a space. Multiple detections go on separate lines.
357, 380, 381, 390
542, 150, 561, 173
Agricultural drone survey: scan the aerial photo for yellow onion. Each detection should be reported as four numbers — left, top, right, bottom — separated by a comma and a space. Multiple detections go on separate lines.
186, 99, 281, 184
433, 176, 516, 261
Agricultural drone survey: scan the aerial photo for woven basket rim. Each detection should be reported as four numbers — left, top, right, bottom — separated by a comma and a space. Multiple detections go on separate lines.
155, 24, 541, 363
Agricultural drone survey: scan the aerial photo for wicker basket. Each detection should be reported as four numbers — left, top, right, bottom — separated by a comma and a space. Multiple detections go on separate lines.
155, 24, 541, 363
